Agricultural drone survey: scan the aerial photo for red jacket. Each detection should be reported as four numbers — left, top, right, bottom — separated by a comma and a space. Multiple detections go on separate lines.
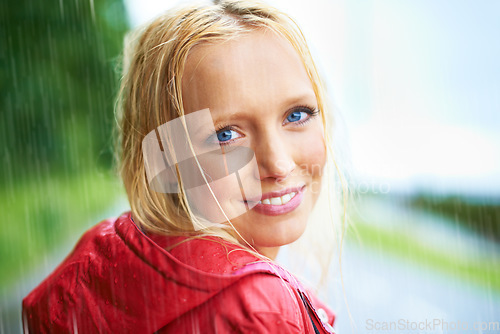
23, 212, 336, 333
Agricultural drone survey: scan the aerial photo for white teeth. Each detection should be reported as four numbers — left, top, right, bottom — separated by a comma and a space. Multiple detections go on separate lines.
259, 192, 297, 206
270, 197, 282, 205
281, 193, 291, 204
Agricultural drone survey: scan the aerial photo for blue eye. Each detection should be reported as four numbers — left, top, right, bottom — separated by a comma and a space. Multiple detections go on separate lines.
207, 126, 241, 147
217, 129, 235, 142
284, 107, 319, 125
286, 111, 306, 123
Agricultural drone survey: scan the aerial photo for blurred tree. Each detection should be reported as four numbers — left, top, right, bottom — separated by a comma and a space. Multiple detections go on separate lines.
0, 0, 129, 289
0, 0, 128, 184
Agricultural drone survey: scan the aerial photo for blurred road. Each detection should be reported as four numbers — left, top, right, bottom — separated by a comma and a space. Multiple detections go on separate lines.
331, 196, 500, 334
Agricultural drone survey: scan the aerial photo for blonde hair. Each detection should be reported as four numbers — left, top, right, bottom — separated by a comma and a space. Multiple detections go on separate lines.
114, 0, 344, 269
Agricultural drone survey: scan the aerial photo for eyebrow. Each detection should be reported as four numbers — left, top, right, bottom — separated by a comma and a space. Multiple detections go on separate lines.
210, 91, 318, 125
281, 92, 318, 108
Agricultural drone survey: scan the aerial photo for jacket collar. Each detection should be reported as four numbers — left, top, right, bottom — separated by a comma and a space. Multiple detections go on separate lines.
113, 212, 303, 292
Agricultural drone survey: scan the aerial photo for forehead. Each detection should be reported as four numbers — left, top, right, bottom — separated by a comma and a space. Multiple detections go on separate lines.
181, 29, 315, 116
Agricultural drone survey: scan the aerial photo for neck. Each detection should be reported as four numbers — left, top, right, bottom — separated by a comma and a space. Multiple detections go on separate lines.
255, 246, 280, 260
225, 229, 280, 260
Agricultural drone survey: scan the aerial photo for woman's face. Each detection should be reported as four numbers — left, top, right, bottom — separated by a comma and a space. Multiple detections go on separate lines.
181, 29, 326, 259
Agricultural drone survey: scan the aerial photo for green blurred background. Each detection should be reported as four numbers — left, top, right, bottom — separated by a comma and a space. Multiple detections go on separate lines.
0, 0, 128, 289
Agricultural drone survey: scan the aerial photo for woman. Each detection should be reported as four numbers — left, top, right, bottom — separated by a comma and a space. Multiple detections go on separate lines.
23, 0, 340, 332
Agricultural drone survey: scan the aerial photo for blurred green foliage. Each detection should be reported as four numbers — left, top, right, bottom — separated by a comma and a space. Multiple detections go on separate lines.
408, 195, 500, 242
0, 0, 128, 181
0, 0, 129, 287
0, 170, 124, 288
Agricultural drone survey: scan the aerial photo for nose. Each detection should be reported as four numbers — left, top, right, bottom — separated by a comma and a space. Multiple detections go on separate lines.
253, 131, 295, 182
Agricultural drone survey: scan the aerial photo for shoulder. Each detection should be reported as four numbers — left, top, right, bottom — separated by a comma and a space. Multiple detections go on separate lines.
223, 273, 305, 327
194, 263, 336, 333
160, 235, 262, 274
162, 272, 307, 333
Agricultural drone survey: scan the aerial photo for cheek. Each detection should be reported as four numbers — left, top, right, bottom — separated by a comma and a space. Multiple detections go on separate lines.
295, 127, 326, 177
187, 179, 242, 219
183, 153, 260, 227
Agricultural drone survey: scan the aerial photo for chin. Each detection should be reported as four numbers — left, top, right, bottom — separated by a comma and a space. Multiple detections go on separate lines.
251, 217, 308, 248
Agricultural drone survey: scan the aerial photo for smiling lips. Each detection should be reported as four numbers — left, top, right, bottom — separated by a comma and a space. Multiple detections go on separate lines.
259, 191, 297, 205
245, 185, 305, 216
